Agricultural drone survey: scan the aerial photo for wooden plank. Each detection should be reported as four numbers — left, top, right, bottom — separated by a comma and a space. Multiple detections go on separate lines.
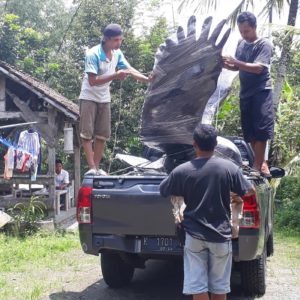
74, 145, 81, 205
47, 106, 58, 139
0, 175, 55, 185
0, 75, 5, 111
0, 112, 22, 119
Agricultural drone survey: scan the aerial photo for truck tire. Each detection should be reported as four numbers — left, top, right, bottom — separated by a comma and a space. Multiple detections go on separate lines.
240, 251, 266, 297
267, 229, 274, 257
101, 252, 135, 288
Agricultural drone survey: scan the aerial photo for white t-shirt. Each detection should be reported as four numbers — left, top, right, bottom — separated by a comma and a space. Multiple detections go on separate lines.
55, 169, 69, 188
79, 44, 130, 103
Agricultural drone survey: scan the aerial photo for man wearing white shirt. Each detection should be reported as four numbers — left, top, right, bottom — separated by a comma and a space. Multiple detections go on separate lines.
55, 159, 69, 190
79, 23, 150, 175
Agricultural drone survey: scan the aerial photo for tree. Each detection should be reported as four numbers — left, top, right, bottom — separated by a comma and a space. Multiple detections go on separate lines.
0, 0, 71, 48
273, 0, 299, 111
178, 0, 298, 112
0, 13, 53, 80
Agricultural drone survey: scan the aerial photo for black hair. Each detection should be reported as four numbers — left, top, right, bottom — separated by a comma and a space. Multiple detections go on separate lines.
193, 124, 217, 151
103, 24, 122, 38
55, 159, 63, 165
237, 11, 257, 28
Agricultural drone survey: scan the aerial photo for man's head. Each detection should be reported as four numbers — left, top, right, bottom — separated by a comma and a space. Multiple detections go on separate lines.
237, 12, 257, 43
55, 159, 63, 174
102, 23, 123, 50
193, 124, 217, 154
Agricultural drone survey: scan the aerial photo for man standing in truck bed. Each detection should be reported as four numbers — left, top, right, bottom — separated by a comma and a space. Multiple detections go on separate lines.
79, 24, 150, 175
160, 124, 255, 300
223, 12, 274, 177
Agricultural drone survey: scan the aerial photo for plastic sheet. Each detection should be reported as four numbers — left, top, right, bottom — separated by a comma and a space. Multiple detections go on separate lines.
141, 15, 231, 153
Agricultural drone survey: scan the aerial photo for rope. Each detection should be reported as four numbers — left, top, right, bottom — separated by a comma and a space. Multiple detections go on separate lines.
108, 81, 123, 173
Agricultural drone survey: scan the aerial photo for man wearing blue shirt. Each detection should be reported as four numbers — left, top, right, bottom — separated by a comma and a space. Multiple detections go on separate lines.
79, 24, 150, 175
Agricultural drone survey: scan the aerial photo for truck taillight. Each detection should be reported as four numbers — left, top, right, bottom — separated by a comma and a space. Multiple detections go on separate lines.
77, 186, 92, 224
240, 194, 260, 229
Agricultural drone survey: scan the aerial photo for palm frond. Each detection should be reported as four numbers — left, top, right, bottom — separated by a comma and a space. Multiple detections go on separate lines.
178, 0, 220, 14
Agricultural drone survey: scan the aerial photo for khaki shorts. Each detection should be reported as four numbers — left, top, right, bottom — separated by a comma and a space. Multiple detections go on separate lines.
79, 100, 111, 140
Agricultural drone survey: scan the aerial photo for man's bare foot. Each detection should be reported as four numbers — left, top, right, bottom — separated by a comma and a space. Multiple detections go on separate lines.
261, 161, 271, 176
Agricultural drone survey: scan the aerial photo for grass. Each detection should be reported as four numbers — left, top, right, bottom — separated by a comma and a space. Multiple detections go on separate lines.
0, 231, 80, 272
0, 230, 89, 300
0, 229, 299, 300
273, 230, 300, 269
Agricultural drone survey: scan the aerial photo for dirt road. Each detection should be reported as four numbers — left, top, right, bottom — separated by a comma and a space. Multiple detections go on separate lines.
45, 238, 300, 300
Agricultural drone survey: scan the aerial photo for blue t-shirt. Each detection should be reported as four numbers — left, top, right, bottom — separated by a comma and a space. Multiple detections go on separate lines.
235, 38, 272, 99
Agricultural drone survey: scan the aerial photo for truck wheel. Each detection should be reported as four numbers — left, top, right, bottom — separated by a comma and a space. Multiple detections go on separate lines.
101, 252, 134, 288
267, 229, 274, 257
240, 251, 266, 296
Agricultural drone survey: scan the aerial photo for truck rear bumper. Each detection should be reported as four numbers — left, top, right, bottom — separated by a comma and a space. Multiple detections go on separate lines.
80, 226, 263, 261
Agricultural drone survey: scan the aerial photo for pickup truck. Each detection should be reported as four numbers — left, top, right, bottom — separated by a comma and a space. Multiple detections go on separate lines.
77, 137, 284, 297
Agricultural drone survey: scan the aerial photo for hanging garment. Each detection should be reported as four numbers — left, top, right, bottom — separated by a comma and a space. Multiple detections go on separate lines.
17, 130, 40, 178
31, 157, 38, 181
4, 146, 15, 179
17, 130, 40, 159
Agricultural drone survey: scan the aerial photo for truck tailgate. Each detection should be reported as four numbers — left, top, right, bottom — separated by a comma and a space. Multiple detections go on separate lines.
91, 176, 176, 236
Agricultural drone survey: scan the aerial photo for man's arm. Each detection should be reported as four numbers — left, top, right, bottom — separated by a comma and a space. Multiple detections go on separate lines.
127, 67, 149, 83
116, 50, 150, 83
223, 56, 264, 74
223, 61, 239, 71
160, 170, 183, 198
88, 71, 128, 86
231, 168, 256, 197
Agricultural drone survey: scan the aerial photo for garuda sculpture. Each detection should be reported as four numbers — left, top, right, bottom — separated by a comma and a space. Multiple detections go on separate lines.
141, 16, 231, 156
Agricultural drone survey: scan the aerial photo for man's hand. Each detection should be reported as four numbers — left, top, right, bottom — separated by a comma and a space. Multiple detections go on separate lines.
147, 71, 155, 82
222, 56, 239, 71
245, 185, 256, 196
114, 70, 129, 80
222, 55, 236, 65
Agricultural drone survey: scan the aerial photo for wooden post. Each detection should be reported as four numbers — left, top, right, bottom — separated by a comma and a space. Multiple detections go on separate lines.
47, 146, 56, 216
0, 75, 5, 111
74, 145, 81, 206
47, 106, 58, 216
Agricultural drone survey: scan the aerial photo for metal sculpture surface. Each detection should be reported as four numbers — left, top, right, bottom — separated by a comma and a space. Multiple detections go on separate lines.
141, 16, 231, 154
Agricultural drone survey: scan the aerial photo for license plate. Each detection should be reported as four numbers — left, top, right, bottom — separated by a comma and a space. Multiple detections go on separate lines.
141, 236, 182, 253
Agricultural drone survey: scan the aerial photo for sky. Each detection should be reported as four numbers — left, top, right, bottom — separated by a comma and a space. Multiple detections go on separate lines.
62, 0, 297, 55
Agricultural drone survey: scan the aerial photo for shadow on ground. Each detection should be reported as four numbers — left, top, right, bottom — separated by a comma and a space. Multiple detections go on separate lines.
49, 260, 256, 300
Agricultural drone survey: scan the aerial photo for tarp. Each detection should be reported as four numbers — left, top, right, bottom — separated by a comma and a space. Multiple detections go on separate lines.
141, 15, 233, 154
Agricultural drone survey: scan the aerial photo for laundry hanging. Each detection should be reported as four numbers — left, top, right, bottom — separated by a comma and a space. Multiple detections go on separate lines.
17, 129, 41, 181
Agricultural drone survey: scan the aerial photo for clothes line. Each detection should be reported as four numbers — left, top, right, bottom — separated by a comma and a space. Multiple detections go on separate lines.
0, 121, 38, 130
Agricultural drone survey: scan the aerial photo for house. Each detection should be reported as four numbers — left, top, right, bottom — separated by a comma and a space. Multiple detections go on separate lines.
0, 60, 81, 221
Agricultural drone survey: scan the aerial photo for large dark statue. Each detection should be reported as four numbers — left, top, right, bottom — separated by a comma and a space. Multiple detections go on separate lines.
141, 16, 231, 156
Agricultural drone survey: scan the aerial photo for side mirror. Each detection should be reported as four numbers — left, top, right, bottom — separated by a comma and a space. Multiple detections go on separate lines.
270, 167, 285, 178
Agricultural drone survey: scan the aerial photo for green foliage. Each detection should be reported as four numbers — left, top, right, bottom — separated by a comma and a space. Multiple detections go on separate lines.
1, 0, 71, 47
272, 91, 300, 165
275, 176, 300, 234
7, 196, 47, 236
216, 80, 242, 137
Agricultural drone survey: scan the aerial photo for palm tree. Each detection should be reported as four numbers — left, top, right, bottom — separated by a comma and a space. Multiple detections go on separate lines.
178, 0, 299, 112
273, 0, 299, 111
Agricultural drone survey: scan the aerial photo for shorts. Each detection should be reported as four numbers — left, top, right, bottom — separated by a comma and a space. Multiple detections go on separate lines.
183, 233, 232, 295
240, 89, 274, 143
79, 100, 111, 140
